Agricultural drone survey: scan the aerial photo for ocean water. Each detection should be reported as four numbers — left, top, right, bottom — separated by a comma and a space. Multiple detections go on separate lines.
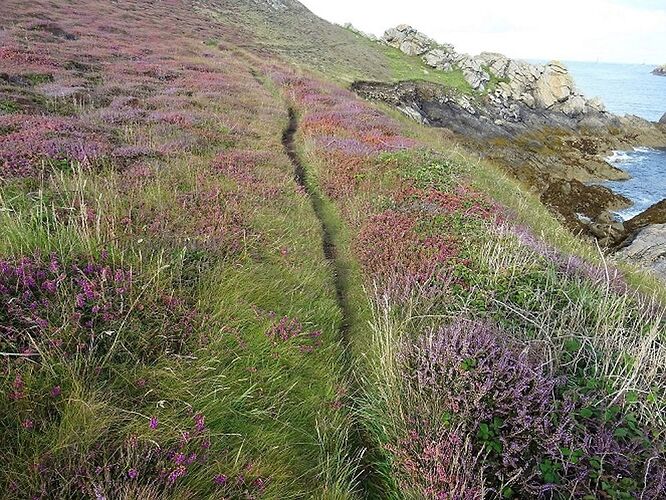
564, 61, 666, 220
603, 148, 666, 219
565, 61, 666, 123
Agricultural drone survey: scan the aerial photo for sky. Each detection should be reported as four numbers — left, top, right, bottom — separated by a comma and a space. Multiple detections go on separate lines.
299, 0, 666, 64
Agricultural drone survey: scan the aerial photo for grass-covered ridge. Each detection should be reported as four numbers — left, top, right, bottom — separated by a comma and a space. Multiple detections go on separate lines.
1, 1, 665, 499
195, 0, 473, 91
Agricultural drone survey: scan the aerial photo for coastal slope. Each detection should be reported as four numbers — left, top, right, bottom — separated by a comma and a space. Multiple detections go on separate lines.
1, 1, 665, 498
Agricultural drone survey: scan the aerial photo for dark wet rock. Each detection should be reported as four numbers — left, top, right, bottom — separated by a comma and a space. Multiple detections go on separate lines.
625, 199, 666, 233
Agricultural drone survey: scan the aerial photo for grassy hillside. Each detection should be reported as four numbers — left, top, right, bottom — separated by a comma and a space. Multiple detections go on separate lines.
1, 1, 665, 499
196, 0, 471, 89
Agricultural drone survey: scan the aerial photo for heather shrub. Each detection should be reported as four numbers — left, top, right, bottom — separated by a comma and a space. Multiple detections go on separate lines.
393, 320, 665, 498
477, 225, 666, 429
1, 400, 272, 499
385, 426, 485, 499
0, 252, 199, 363
121, 185, 257, 259
354, 209, 458, 299
0, 114, 110, 178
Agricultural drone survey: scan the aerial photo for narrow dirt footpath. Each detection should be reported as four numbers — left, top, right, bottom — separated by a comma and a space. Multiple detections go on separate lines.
281, 108, 384, 498
281, 108, 351, 334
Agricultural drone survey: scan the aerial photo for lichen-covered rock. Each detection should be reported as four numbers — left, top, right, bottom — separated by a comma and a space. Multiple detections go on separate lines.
559, 94, 587, 117
588, 97, 606, 113
423, 48, 454, 71
476, 52, 510, 77
454, 54, 490, 90
534, 61, 575, 109
382, 25, 434, 56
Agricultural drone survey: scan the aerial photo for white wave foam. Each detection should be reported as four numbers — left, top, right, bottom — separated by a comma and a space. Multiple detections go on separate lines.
606, 150, 632, 163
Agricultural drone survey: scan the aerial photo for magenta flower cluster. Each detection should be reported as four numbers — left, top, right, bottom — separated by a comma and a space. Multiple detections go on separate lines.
394, 319, 664, 498
0, 253, 131, 355
0, 114, 111, 177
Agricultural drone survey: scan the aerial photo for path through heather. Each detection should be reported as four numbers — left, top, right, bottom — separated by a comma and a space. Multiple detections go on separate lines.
281, 106, 384, 496
281, 107, 352, 333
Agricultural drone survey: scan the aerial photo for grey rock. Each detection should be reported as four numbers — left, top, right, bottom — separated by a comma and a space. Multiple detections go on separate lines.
476, 52, 510, 76
611, 221, 625, 233
519, 93, 536, 109
587, 97, 606, 113
423, 48, 454, 71
259, 0, 288, 11
590, 223, 609, 239
534, 61, 575, 108
559, 94, 587, 117
596, 211, 614, 224
652, 65, 666, 76
617, 224, 666, 281
382, 24, 434, 56
660, 112, 666, 124
455, 54, 490, 90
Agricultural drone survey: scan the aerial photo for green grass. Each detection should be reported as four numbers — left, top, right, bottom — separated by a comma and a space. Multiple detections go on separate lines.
0, 99, 19, 113
377, 43, 472, 91
0, 52, 360, 497
197, 0, 473, 92
3, 2, 666, 498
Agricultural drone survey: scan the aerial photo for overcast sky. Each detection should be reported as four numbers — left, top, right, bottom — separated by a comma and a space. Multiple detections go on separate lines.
299, 0, 666, 64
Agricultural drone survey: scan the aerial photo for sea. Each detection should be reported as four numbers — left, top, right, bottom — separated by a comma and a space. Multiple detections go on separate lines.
565, 61, 666, 220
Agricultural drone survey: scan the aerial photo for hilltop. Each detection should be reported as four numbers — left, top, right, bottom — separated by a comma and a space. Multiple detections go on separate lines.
1, 0, 665, 498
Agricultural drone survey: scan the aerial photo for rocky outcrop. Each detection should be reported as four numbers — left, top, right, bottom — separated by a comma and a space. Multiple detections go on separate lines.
617, 224, 666, 281
381, 25, 603, 118
534, 62, 574, 108
351, 79, 619, 139
660, 112, 666, 124
614, 200, 666, 280
625, 199, 666, 234
653, 65, 666, 76
381, 24, 605, 117
382, 25, 437, 57
580, 211, 626, 246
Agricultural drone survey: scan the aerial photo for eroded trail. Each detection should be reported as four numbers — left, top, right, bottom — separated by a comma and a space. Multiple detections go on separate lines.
281, 108, 351, 335
281, 108, 383, 497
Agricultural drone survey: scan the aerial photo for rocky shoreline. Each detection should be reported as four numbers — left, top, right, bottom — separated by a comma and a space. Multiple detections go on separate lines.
653, 64, 666, 76
354, 25, 666, 280
352, 79, 665, 229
